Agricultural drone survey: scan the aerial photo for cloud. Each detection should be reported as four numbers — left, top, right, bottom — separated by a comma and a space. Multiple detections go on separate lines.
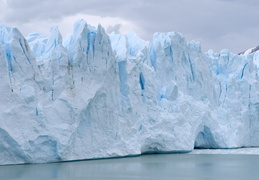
3, 13, 141, 41
1, 0, 259, 53
106, 24, 122, 34
3, 0, 140, 22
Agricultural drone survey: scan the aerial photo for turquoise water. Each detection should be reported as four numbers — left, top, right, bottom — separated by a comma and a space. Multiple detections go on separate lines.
1, 154, 259, 180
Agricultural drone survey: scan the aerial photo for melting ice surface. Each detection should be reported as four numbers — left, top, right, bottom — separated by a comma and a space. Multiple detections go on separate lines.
0, 19, 258, 165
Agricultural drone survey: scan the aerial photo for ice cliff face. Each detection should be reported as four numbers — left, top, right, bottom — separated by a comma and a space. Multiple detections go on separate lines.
0, 20, 258, 165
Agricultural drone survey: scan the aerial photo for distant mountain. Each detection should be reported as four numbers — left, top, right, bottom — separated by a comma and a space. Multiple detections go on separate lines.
238, 45, 259, 55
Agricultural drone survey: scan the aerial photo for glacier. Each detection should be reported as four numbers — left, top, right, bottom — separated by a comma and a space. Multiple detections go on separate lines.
0, 19, 258, 165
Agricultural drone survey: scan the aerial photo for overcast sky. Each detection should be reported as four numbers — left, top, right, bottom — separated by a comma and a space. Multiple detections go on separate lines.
1, 0, 259, 53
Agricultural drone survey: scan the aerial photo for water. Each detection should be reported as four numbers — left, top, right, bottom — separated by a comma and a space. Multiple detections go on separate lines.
1, 154, 259, 180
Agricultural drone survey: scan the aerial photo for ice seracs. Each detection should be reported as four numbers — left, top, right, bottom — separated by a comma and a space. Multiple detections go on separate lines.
0, 20, 258, 165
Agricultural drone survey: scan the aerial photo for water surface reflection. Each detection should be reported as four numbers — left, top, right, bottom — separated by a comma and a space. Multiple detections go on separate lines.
1, 154, 259, 180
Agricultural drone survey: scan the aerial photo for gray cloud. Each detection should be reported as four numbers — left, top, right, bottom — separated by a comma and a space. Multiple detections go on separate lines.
3, 0, 138, 22
106, 24, 122, 34
1, 0, 259, 53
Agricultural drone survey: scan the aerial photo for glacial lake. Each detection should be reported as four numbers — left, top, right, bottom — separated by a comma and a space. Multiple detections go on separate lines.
1, 153, 259, 180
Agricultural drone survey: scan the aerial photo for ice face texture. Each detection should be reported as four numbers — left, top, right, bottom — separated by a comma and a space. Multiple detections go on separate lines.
0, 20, 258, 165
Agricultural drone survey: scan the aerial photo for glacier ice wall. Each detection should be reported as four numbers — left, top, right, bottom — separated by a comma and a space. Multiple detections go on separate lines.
0, 20, 258, 165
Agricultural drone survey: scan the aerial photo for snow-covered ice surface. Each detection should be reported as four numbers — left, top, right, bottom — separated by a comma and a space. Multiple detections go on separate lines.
190, 147, 259, 154
0, 20, 258, 165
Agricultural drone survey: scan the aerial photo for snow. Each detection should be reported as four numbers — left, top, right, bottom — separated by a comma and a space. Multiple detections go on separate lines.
240, 46, 259, 56
0, 20, 258, 165
243, 47, 254, 55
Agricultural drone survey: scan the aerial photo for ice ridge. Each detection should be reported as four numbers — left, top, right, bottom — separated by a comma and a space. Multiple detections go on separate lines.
0, 20, 258, 165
